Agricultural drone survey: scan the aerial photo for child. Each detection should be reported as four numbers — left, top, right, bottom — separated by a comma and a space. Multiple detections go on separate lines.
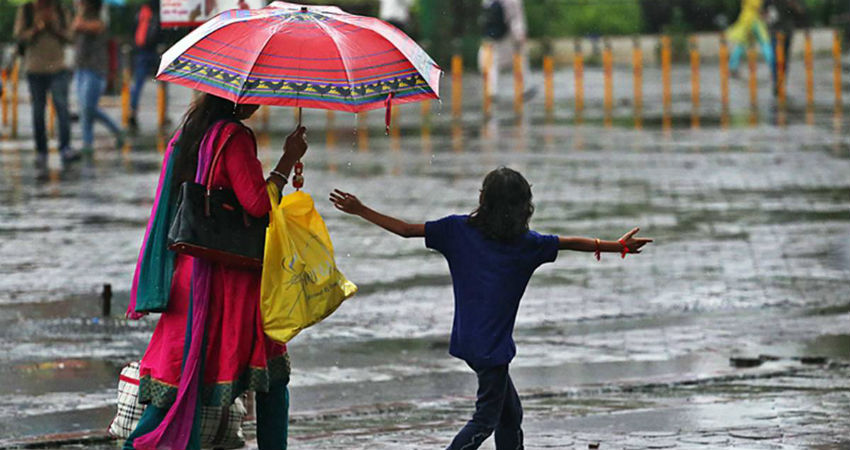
329, 167, 652, 450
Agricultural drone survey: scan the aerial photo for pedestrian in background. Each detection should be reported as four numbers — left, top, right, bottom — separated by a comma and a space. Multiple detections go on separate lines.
128, 0, 160, 133
765, 0, 807, 95
73, 0, 125, 154
726, 0, 775, 77
379, 0, 414, 32
477, 0, 535, 102
14, 0, 77, 174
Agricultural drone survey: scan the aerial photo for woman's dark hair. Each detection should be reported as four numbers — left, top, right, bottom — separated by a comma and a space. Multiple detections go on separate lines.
467, 167, 535, 242
82, 0, 102, 14
171, 93, 237, 191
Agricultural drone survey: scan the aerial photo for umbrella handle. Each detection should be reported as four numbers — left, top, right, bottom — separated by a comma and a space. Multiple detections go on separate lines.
292, 160, 304, 190
296, 107, 302, 128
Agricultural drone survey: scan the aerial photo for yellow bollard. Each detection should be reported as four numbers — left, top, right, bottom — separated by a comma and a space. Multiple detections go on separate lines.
690, 36, 700, 128
661, 36, 672, 128
157, 82, 167, 129
11, 61, 19, 138
603, 40, 613, 128
776, 32, 786, 108
543, 55, 554, 116
632, 37, 643, 128
1, 69, 7, 128
573, 40, 584, 121
48, 96, 55, 138
833, 30, 842, 110
513, 52, 523, 116
719, 36, 730, 117
482, 42, 493, 118
121, 66, 131, 127
748, 46, 758, 116
451, 54, 462, 119
357, 111, 369, 152
805, 30, 814, 110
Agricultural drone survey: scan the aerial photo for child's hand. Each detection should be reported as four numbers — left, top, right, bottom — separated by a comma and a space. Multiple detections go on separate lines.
619, 227, 653, 254
329, 189, 365, 216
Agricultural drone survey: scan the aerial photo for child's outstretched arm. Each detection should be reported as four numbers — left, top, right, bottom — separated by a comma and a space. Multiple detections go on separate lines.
329, 189, 425, 238
559, 227, 653, 255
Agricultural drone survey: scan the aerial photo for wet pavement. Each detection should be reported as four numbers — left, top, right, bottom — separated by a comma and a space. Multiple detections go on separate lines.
0, 57, 849, 449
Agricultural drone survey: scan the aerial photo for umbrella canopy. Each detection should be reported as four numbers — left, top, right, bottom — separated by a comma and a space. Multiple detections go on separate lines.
157, 1, 442, 114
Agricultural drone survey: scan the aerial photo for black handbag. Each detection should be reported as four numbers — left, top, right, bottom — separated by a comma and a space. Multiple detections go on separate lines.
167, 124, 268, 269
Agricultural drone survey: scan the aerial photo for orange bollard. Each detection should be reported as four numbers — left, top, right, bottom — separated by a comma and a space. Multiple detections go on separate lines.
661, 36, 672, 127
48, 96, 55, 138
805, 30, 814, 110
632, 37, 643, 127
357, 110, 369, 152
748, 46, 758, 116
261, 105, 270, 129
513, 52, 523, 116
121, 66, 131, 127
451, 54, 462, 119
390, 105, 400, 150
573, 40, 584, 121
719, 36, 730, 117
157, 82, 167, 129
1, 69, 7, 128
833, 30, 842, 109
482, 42, 493, 118
776, 32, 787, 108
603, 40, 613, 127
325, 110, 336, 147
690, 36, 700, 128
11, 61, 19, 138
543, 55, 554, 116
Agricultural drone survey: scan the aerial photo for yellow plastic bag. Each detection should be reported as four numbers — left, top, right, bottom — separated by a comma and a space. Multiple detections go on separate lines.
261, 185, 357, 344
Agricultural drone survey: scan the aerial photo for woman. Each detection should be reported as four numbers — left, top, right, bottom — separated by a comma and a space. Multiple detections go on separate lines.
124, 93, 307, 450
72, 0, 124, 154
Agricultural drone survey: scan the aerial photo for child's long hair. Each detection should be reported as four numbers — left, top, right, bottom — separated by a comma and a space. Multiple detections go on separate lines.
468, 167, 535, 242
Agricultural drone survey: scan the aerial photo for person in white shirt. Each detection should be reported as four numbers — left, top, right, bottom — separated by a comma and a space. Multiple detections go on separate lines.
380, 0, 414, 32
478, 0, 534, 102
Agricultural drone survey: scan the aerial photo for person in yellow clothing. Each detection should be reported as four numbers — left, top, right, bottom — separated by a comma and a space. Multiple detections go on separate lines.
726, 0, 775, 75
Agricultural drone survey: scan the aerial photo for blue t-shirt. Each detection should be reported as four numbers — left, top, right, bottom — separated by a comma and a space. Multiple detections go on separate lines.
425, 215, 559, 367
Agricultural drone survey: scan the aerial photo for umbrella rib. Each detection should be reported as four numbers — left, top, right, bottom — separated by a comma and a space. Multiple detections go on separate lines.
237, 16, 294, 104
311, 16, 355, 100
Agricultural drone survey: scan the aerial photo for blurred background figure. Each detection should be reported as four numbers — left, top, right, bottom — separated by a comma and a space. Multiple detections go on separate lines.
128, 0, 160, 133
14, 0, 77, 174
726, 0, 774, 77
477, 0, 535, 102
379, 0, 414, 32
765, 0, 807, 94
73, 0, 124, 154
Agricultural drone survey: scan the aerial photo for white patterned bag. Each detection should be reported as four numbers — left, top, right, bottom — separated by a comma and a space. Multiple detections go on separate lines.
108, 362, 247, 449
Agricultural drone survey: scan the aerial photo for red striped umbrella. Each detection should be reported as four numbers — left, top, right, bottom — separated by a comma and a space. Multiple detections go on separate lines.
156, 1, 441, 128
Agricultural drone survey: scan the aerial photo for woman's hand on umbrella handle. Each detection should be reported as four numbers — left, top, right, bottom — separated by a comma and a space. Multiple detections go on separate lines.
283, 126, 308, 163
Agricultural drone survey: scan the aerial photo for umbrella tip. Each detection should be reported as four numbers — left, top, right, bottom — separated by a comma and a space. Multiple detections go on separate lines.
301, 6, 307, 12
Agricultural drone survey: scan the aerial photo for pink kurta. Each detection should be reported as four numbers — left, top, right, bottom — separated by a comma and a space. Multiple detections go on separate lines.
139, 123, 288, 408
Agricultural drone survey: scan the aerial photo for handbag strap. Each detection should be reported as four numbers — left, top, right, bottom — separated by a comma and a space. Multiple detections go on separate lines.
203, 122, 240, 216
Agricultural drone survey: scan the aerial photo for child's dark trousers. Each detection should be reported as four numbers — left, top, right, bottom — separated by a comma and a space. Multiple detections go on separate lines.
447, 363, 523, 450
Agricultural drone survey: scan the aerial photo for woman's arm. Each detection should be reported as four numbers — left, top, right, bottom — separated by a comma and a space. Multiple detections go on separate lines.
72, 14, 105, 34
329, 190, 425, 238
14, 6, 39, 42
559, 227, 652, 254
